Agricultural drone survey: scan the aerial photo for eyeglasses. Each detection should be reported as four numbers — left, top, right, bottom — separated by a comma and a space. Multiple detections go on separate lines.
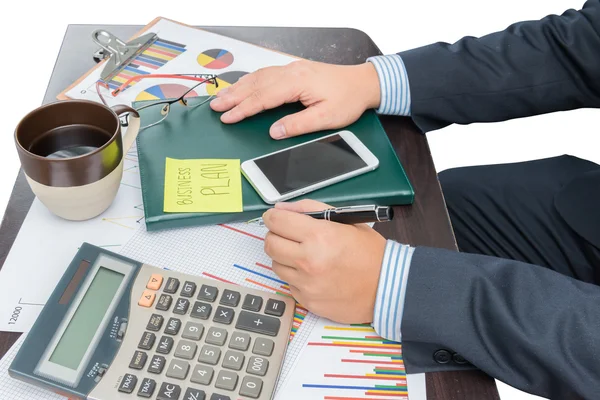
95, 73, 219, 129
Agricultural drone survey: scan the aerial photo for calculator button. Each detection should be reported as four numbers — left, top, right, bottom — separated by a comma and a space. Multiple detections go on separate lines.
175, 340, 198, 360
198, 345, 221, 365
129, 351, 147, 370
191, 301, 212, 320
215, 370, 238, 391
157, 382, 181, 400
210, 393, 231, 400
214, 306, 234, 325
137, 378, 156, 398
118, 373, 137, 393
236, 311, 280, 336
165, 317, 182, 335
157, 335, 175, 354
229, 332, 251, 351
240, 376, 263, 398
198, 285, 218, 302
265, 298, 286, 317
219, 289, 240, 307
156, 294, 173, 311
242, 294, 263, 312
138, 332, 156, 350
166, 359, 190, 380
247, 356, 269, 376
252, 338, 274, 356
147, 273, 163, 290
148, 355, 167, 374
182, 322, 204, 341
139, 290, 156, 307
205, 327, 228, 346
222, 350, 244, 371
147, 314, 164, 331
164, 277, 180, 294
184, 388, 206, 400
181, 281, 197, 297
174, 298, 190, 315
191, 364, 214, 385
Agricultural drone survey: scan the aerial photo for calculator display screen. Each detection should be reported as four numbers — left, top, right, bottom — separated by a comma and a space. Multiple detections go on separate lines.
49, 267, 124, 370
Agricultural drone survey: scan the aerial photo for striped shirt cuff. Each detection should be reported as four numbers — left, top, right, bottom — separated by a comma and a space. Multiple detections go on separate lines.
366, 54, 411, 116
372, 240, 415, 342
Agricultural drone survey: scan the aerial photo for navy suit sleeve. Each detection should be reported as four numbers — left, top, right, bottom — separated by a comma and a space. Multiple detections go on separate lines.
399, 0, 600, 132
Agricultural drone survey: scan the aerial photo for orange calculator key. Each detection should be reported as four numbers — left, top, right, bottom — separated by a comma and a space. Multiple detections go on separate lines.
147, 274, 163, 290
138, 290, 156, 307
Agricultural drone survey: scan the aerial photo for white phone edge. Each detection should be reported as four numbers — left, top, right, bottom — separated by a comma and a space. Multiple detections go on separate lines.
240, 130, 380, 204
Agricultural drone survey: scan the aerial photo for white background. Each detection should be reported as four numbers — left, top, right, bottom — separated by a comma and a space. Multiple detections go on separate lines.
0, 1, 596, 399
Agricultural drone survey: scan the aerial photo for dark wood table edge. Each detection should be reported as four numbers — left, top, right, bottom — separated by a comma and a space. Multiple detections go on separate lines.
0, 23, 500, 400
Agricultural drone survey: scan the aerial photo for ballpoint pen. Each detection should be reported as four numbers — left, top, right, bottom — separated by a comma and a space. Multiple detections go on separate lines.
246, 205, 394, 226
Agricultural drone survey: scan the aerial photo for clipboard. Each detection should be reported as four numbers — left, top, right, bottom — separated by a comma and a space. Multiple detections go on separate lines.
57, 17, 302, 101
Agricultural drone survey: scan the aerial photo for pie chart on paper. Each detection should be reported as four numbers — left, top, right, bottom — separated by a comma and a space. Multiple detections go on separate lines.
197, 49, 235, 69
135, 84, 199, 101
206, 71, 248, 95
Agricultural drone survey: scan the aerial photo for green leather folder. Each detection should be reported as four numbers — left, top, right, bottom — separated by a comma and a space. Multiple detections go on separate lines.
134, 98, 414, 231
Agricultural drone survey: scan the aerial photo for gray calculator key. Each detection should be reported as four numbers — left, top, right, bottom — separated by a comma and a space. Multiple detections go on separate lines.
157, 382, 181, 400
165, 317, 182, 335
138, 332, 156, 350
182, 321, 204, 340
209, 394, 230, 400
118, 373, 137, 393
198, 345, 221, 365
236, 311, 280, 336
157, 335, 174, 354
265, 298, 286, 317
229, 332, 251, 351
214, 306, 234, 325
191, 301, 212, 320
220, 289, 240, 307
205, 327, 228, 346
129, 351, 147, 369
252, 338, 274, 356
148, 355, 166, 374
242, 294, 263, 312
191, 364, 214, 385
198, 284, 218, 302
222, 350, 244, 371
181, 281, 197, 297
175, 340, 198, 360
215, 370, 238, 391
137, 378, 156, 398
164, 277, 180, 294
156, 294, 173, 311
247, 356, 269, 376
174, 298, 190, 315
147, 314, 164, 331
240, 376, 263, 398
184, 388, 206, 400
166, 359, 190, 380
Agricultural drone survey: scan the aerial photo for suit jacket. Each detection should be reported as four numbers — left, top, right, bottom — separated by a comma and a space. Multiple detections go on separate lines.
395, 1, 600, 399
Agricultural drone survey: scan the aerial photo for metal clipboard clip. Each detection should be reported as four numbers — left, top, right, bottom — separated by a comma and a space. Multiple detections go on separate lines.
91, 29, 158, 82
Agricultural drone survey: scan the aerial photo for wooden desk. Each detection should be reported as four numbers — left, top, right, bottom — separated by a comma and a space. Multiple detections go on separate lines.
0, 24, 500, 400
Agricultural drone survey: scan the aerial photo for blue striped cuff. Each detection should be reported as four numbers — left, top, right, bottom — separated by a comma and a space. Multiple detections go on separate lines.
366, 54, 411, 116
372, 240, 415, 342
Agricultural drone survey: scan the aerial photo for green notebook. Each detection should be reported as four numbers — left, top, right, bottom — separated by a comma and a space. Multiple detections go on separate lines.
134, 99, 414, 231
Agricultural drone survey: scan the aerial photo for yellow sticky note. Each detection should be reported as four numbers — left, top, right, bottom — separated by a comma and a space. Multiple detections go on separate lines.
164, 158, 243, 213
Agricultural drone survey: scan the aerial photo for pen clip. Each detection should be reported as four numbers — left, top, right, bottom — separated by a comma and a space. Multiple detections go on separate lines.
333, 205, 378, 213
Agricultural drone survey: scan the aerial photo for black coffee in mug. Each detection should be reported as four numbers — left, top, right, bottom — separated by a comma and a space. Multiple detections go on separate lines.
27, 124, 113, 159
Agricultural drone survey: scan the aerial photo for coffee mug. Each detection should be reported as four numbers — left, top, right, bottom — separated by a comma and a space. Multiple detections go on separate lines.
14, 99, 141, 221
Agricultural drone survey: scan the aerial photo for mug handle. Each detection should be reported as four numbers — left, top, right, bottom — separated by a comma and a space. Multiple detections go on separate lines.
111, 105, 141, 152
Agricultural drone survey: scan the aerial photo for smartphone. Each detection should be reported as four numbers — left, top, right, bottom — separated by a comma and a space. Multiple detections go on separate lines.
241, 130, 379, 204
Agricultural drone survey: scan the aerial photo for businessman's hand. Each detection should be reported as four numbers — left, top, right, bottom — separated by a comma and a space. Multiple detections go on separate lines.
209, 60, 381, 139
262, 199, 386, 324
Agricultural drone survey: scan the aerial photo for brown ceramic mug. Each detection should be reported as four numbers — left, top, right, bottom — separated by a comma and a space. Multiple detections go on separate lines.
14, 99, 140, 220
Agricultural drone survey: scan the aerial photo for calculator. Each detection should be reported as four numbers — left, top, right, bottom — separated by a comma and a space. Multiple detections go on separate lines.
9, 242, 295, 400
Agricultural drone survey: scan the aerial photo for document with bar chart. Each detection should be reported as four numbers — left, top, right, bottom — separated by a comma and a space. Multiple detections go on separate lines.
59, 17, 297, 105
276, 317, 426, 400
